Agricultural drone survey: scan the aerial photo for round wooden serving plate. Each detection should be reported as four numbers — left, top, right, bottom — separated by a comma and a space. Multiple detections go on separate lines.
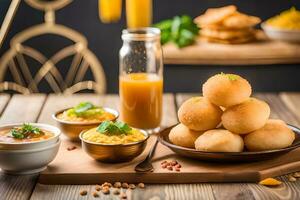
158, 124, 300, 162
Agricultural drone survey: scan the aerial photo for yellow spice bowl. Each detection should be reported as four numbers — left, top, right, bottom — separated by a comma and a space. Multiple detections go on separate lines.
52, 108, 119, 142
79, 129, 149, 163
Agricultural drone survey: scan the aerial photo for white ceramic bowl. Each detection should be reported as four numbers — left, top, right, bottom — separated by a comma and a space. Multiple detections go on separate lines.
0, 139, 61, 175
262, 23, 300, 42
0, 123, 61, 150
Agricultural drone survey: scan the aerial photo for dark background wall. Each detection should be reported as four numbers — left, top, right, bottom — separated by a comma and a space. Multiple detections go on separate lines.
1, 0, 300, 93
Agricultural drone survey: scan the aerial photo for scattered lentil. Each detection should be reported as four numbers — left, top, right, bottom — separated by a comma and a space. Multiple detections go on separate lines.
120, 193, 127, 199
288, 175, 297, 182
92, 192, 99, 198
137, 183, 145, 189
102, 182, 112, 188
80, 190, 88, 196
293, 172, 300, 178
122, 182, 129, 189
102, 187, 110, 195
129, 184, 136, 189
113, 189, 120, 195
67, 146, 77, 151
161, 161, 167, 165
167, 166, 173, 171
175, 164, 181, 168
170, 160, 178, 166
95, 185, 102, 191
114, 182, 122, 188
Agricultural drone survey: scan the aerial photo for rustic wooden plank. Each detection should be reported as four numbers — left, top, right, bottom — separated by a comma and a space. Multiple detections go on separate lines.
0, 94, 46, 200
254, 93, 300, 126
0, 94, 10, 116
0, 94, 46, 124
280, 92, 300, 123
246, 93, 300, 200
32, 94, 210, 200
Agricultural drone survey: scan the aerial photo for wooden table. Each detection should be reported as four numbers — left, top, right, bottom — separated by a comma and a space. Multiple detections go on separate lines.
1, 93, 300, 200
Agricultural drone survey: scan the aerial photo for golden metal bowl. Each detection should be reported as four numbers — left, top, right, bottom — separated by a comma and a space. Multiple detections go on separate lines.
52, 107, 119, 142
79, 130, 149, 163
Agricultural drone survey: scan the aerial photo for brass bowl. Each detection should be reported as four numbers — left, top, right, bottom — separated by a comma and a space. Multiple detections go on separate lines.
52, 107, 119, 142
79, 130, 149, 163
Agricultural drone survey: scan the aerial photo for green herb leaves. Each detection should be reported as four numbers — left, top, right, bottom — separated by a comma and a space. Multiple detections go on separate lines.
220, 72, 239, 81
74, 102, 94, 114
97, 121, 132, 135
154, 15, 199, 48
67, 102, 104, 117
10, 129, 25, 139
9, 123, 42, 139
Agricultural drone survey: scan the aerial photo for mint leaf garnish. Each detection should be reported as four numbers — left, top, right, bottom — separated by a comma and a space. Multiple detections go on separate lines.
74, 102, 94, 114
96, 121, 132, 135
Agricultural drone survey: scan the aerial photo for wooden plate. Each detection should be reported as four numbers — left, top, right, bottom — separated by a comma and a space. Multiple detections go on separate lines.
158, 124, 300, 162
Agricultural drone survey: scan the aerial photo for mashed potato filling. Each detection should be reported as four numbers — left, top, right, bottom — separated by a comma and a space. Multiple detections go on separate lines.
57, 102, 115, 123
266, 7, 300, 30
82, 127, 146, 145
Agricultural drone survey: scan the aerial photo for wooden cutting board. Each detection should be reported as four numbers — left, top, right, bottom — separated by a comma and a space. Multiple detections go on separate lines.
39, 134, 300, 184
163, 31, 300, 65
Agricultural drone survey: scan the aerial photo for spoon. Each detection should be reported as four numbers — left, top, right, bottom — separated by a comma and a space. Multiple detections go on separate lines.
135, 137, 159, 172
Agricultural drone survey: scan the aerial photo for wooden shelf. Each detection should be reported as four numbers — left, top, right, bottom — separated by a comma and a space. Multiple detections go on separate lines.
163, 32, 300, 65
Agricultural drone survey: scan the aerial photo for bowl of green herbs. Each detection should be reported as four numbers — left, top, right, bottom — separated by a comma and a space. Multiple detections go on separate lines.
154, 15, 199, 48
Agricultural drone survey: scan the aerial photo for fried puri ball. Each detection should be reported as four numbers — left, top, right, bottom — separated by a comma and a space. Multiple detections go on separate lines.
178, 97, 223, 131
202, 73, 252, 107
169, 123, 204, 148
222, 98, 270, 134
244, 119, 295, 151
195, 129, 244, 152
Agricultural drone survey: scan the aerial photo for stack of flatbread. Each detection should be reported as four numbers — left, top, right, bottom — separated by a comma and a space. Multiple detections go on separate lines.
194, 5, 261, 44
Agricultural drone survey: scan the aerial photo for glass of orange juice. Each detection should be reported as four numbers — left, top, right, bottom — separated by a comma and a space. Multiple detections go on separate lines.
119, 28, 163, 132
98, 0, 122, 23
126, 0, 152, 28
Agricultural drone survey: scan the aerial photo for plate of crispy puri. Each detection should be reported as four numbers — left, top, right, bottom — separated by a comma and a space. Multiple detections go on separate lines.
194, 5, 261, 44
158, 73, 300, 162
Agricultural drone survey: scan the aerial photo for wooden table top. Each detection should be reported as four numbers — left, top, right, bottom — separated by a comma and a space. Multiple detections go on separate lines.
1, 93, 300, 200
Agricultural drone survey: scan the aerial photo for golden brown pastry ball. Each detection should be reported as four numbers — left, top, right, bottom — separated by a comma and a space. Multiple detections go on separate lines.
222, 98, 270, 134
178, 97, 223, 131
169, 123, 204, 148
195, 129, 244, 152
244, 119, 295, 151
202, 73, 252, 107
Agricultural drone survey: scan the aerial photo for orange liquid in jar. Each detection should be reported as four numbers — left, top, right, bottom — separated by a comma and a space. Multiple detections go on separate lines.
126, 0, 152, 28
119, 73, 163, 129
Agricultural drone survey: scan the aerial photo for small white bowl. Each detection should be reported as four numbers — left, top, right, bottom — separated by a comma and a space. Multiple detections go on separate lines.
0, 139, 61, 175
262, 23, 300, 42
0, 123, 61, 150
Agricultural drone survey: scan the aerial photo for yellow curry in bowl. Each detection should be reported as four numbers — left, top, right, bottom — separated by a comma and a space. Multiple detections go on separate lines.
81, 121, 147, 145
0, 123, 54, 143
56, 102, 116, 123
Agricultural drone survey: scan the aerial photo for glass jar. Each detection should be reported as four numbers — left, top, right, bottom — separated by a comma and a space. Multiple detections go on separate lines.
119, 28, 163, 132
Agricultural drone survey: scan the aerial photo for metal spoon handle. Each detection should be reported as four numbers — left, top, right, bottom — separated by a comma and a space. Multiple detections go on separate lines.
146, 137, 159, 161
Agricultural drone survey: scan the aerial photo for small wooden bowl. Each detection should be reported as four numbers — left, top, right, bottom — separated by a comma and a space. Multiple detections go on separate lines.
159, 124, 300, 162
52, 108, 119, 142
79, 129, 149, 163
